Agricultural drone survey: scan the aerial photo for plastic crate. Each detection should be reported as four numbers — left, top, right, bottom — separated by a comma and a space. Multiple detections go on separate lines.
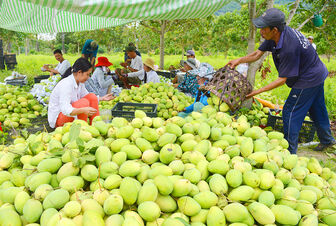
112, 102, 157, 119
5, 79, 27, 86
0, 56, 4, 70
6, 63, 17, 70
4, 54, 17, 64
156, 70, 174, 79
267, 109, 316, 143
28, 117, 54, 134
34, 75, 50, 83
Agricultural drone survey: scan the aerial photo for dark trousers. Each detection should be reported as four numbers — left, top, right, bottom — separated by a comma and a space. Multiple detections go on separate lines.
283, 82, 335, 154
83, 54, 95, 66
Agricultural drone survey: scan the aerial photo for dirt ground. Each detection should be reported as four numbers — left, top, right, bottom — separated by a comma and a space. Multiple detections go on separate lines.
331, 120, 336, 137
298, 147, 333, 161
298, 143, 336, 170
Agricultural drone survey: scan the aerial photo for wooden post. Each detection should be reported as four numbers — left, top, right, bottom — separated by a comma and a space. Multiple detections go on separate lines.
61, 33, 65, 53
25, 38, 29, 56
159, 20, 167, 70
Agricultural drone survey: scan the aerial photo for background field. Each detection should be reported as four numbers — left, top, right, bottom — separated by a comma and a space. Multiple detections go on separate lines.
1, 53, 336, 117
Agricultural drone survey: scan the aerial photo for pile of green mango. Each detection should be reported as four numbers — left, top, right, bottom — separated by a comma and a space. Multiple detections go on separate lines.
99, 83, 194, 119
0, 107, 335, 226
0, 84, 45, 129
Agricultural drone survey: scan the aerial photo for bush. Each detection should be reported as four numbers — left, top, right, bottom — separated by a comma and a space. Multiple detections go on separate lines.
29, 49, 37, 55
98, 46, 106, 54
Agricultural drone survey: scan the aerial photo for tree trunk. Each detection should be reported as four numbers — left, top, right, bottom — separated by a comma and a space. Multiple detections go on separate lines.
247, 0, 257, 57
61, 33, 65, 53
25, 38, 29, 55
266, 0, 274, 9
159, 20, 167, 70
36, 40, 40, 52
247, 0, 258, 87
248, 0, 274, 83
7, 42, 11, 53
287, 0, 301, 26
133, 23, 138, 49
243, 0, 257, 108
243, 0, 274, 108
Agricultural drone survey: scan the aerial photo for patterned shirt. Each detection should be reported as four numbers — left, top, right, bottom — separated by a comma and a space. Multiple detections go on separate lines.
178, 72, 199, 96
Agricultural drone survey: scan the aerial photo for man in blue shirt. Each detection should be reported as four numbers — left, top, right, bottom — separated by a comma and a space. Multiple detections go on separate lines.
82, 39, 99, 69
227, 8, 335, 154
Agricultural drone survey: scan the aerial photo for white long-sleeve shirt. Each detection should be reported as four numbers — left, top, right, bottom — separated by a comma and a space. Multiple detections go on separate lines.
128, 69, 160, 84
130, 55, 143, 71
48, 74, 90, 128
54, 60, 71, 76
195, 58, 201, 68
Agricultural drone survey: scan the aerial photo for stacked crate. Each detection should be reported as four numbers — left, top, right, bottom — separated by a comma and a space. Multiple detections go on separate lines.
0, 40, 4, 70
4, 53, 17, 70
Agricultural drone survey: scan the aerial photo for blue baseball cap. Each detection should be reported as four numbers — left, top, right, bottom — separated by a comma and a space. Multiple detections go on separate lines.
253, 8, 286, 28
185, 50, 195, 56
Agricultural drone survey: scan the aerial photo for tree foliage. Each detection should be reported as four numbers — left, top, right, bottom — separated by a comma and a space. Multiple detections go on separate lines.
291, 0, 336, 58
0, 1, 335, 61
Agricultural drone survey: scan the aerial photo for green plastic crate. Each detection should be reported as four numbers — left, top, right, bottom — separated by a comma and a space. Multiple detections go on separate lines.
112, 102, 157, 119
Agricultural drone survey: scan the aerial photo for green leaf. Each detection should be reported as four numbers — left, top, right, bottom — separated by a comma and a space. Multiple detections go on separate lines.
176, 218, 190, 226
49, 150, 65, 157
77, 158, 86, 168
76, 138, 85, 152
20, 129, 29, 139
245, 158, 256, 166
80, 154, 96, 162
72, 156, 80, 167
9, 158, 22, 169
69, 123, 81, 141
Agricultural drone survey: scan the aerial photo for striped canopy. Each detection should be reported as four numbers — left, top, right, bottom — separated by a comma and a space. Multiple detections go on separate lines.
0, 0, 229, 33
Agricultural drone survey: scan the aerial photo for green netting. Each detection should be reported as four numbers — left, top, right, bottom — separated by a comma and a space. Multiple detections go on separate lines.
0, 0, 229, 33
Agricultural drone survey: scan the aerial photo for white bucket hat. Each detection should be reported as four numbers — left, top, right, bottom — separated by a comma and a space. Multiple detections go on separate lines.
180, 58, 197, 70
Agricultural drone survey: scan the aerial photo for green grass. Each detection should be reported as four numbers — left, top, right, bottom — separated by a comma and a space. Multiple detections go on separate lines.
0, 53, 236, 85
1, 53, 335, 116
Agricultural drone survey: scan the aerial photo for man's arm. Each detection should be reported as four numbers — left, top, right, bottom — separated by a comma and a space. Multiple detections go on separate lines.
46, 68, 60, 75
90, 57, 96, 67
246, 77, 287, 98
128, 66, 139, 72
128, 57, 143, 72
127, 70, 144, 79
227, 50, 265, 69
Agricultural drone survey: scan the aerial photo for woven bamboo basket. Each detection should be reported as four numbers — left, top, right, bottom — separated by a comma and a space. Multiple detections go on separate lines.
204, 65, 252, 111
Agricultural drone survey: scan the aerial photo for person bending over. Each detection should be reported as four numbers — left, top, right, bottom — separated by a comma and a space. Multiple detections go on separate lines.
82, 39, 99, 70
119, 58, 160, 88
116, 45, 143, 86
